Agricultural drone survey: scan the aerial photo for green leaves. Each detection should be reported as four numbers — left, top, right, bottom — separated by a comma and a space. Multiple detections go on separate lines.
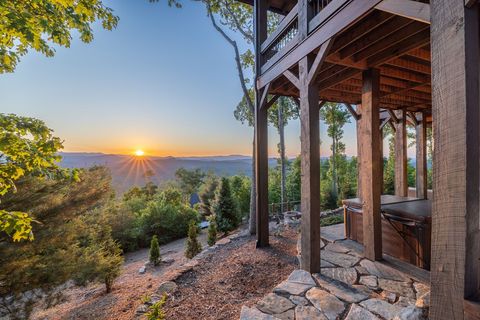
0, 210, 34, 241
0, 0, 119, 73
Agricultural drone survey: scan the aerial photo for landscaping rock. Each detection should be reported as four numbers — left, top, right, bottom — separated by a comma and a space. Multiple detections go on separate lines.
355, 266, 370, 275
360, 275, 378, 288
287, 269, 316, 286
240, 306, 279, 320
360, 260, 411, 282
295, 305, 327, 320
344, 304, 380, 320
305, 287, 345, 320
378, 279, 416, 300
320, 250, 361, 268
161, 257, 174, 264
393, 306, 426, 320
289, 295, 309, 306
257, 293, 295, 315
275, 309, 294, 320
415, 292, 430, 309
157, 281, 177, 295
313, 274, 369, 303
395, 297, 416, 308
321, 267, 358, 285
413, 282, 429, 300
274, 281, 313, 296
360, 298, 403, 320
138, 266, 146, 274
325, 243, 350, 254
381, 291, 398, 304
216, 238, 231, 245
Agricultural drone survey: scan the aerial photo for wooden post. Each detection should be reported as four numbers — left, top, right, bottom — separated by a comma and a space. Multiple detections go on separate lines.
359, 69, 382, 261
430, 1, 480, 319
356, 105, 363, 198
394, 109, 408, 197
298, 0, 313, 40
254, 0, 269, 248
299, 55, 321, 273
379, 126, 384, 195
415, 112, 428, 199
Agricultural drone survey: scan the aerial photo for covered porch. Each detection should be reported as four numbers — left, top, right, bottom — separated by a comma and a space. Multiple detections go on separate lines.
251, 0, 480, 318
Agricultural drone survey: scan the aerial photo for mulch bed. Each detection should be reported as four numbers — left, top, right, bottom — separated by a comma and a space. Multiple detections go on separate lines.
163, 228, 299, 320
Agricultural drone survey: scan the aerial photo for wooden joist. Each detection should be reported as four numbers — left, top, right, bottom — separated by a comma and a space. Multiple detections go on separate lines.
394, 109, 408, 197
375, 0, 431, 24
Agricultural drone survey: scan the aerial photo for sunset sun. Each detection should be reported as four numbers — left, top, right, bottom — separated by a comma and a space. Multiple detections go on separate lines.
134, 149, 145, 157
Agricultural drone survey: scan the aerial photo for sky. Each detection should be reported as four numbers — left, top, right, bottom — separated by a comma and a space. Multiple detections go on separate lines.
0, 0, 412, 158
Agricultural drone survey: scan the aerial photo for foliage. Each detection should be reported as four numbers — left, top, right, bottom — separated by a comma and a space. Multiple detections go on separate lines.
185, 220, 202, 259
286, 156, 301, 203
212, 177, 239, 233
0, 167, 119, 318
0, 114, 79, 241
0, 0, 119, 73
229, 175, 251, 217
175, 168, 205, 197
320, 214, 344, 227
207, 215, 217, 246
149, 235, 161, 266
198, 173, 219, 216
146, 294, 168, 320
383, 125, 395, 194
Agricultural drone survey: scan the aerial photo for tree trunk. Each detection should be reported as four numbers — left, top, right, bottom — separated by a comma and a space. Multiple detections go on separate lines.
249, 137, 256, 235
278, 101, 287, 212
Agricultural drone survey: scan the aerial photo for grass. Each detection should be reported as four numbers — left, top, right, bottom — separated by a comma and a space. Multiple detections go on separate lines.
320, 214, 344, 227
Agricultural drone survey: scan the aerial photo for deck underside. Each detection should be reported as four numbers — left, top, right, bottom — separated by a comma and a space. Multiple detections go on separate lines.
267, 9, 432, 115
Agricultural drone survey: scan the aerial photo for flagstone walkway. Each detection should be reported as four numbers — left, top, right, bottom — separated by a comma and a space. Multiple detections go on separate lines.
240, 224, 430, 320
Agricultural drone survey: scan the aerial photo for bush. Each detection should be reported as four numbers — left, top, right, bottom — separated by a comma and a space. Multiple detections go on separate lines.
146, 294, 167, 320
185, 220, 202, 259
207, 215, 217, 246
213, 177, 239, 233
149, 235, 161, 266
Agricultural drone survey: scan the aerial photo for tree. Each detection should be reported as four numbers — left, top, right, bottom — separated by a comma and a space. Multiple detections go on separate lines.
198, 173, 219, 216
185, 220, 202, 259
320, 103, 351, 202
213, 177, 239, 233
383, 125, 396, 194
175, 168, 205, 197
207, 215, 217, 246
286, 156, 301, 204
150, 235, 161, 266
0, 114, 78, 241
0, 167, 119, 318
229, 175, 251, 217
268, 97, 299, 212
0, 0, 118, 73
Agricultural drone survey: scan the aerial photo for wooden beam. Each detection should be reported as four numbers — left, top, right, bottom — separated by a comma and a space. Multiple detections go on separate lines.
308, 38, 334, 85
345, 103, 360, 121
359, 68, 382, 261
257, 0, 382, 89
299, 55, 321, 273
283, 70, 300, 89
415, 112, 427, 199
387, 109, 399, 123
380, 115, 391, 130
465, 0, 478, 8
376, 0, 430, 24
255, 85, 269, 248
394, 109, 408, 197
430, 1, 480, 318
255, 0, 268, 72
408, 111, 418, 126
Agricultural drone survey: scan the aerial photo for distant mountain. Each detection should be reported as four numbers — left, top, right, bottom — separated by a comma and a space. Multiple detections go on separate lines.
59, 153, 277, 194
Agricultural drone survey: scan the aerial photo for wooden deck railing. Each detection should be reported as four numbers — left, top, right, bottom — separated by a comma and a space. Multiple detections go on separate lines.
260, 4, 299, 73
259, 0, 349, 75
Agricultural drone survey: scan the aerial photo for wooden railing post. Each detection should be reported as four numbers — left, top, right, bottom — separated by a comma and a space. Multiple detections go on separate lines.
298, 0, 313, 40
360, 68, 382, 261
299, 55, 321, 273
254, 0, 268, 71
415, 112, 427, 199
394, 109, 408, 197
430, 1, 480, 318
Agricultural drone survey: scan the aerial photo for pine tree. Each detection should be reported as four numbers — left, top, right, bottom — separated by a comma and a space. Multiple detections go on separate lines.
149, 235, 161, 266
185, 220, 202, 259
207, 215, 217, 246
213, 177, 239, 233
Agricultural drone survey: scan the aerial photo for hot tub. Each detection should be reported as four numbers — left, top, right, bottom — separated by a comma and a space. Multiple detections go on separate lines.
343, 195, 431, 270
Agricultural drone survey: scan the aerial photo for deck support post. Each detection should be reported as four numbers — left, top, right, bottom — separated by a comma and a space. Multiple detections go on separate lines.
415, 112, 428, 199
359, 68, 382, 261
356, 105, 363, 198
430, 1, 480, 318
254, 0, 269, 248
299, 54, 321, 273
394, 109, 408, 197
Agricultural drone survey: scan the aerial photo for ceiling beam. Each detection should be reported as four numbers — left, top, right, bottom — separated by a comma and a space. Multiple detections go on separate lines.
376, 0, 430, 24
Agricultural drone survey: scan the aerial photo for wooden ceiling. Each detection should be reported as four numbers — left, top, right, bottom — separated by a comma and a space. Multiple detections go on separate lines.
268, 8, 432, 114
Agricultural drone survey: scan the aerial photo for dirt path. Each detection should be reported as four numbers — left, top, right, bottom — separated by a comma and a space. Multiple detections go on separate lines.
32, 231, 208, 320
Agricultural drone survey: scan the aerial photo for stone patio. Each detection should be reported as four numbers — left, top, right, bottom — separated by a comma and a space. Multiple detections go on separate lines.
240, 224, 430, 320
